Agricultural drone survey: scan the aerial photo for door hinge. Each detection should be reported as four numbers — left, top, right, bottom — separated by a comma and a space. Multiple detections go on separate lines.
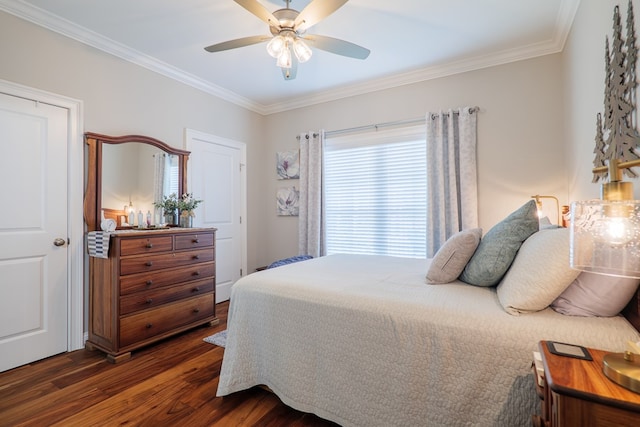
240, 268, 243, 276
239, 216, 242, 224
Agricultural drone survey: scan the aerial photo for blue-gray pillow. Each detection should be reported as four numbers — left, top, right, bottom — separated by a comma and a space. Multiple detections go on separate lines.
459, 200, 539, 287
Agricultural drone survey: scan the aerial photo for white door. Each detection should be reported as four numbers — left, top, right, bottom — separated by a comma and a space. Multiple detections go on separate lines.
186, 129, 246, 303
0, 93, 69, 372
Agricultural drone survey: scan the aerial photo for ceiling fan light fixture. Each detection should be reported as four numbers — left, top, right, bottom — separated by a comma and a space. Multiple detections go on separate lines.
276, 43, 292, 68
293, 38, 312, 63
205, 0, 370, 81
266, 35, 285, 58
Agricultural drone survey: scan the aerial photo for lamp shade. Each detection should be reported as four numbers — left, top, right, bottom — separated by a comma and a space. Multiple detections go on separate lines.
570, 200, 640, 278
266, 35, 285, 58
293, 38, 312, 63
276, 43, 292, 68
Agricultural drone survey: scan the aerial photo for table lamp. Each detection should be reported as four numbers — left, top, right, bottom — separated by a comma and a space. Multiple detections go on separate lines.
568, 0, 640, 392
570, 158, 640, 393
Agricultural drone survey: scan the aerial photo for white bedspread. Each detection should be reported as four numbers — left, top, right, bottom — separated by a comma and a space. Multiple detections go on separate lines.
217, 254, 640, 426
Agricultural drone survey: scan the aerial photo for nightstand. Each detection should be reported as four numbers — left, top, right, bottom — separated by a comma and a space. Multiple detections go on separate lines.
533, 340, 640, 426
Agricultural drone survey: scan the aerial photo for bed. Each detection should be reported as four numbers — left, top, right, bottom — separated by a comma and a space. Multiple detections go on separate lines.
216, 212, 640, 426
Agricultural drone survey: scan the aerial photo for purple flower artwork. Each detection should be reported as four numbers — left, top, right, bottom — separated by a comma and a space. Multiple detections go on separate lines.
277, 150, 300, 179
276, 187, 299, 216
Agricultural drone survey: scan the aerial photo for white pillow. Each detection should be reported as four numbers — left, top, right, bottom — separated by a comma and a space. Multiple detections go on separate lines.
497, 228, 580, 315
551, 272, 640, 317
426, 228, 482, 284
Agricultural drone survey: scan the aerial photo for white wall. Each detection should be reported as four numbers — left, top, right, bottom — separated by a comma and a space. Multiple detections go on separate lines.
262, 55, 568, 264
0, 11, 266, 273
563, 0, 640, 201
2, 8, 577, 274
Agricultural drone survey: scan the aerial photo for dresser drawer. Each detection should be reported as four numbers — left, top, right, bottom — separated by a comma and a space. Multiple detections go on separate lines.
119, 294, 214, 347
175, 232, 214, 250
120, 248, 215, 275
120, 236, 173, 256
119, 278, 214, 315
119, 262, 215, 295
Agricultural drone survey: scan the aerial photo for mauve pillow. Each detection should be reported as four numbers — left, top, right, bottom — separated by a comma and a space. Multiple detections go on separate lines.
551, 272, 640, 317
426, 228, 482, 284
459, 200, 539, 287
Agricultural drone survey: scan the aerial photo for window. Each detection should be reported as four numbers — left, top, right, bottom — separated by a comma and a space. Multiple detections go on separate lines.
168, 155, 180, 195
324, 125, 426, 258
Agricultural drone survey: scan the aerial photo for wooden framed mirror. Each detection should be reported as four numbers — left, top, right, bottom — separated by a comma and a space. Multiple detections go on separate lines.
83, 133, 190, 231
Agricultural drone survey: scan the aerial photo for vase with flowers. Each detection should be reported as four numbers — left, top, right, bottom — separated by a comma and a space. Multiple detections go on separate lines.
178, 193, 203, 228
154, 193, 180, 226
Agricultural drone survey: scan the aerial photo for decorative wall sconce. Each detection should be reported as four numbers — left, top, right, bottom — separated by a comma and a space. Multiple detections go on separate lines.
570, 0, 640, 394
531, 194, 560, 225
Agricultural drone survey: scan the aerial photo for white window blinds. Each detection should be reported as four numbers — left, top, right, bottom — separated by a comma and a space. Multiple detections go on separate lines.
324, 125, 427, 258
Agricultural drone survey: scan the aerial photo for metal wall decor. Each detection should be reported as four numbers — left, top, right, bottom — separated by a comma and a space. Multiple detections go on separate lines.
594, 0, 640, 182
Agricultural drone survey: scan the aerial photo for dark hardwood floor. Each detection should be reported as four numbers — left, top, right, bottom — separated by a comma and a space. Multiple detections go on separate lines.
0, 301, 338, 427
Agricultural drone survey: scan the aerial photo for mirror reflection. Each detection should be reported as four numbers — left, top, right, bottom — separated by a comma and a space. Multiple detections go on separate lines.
83, 132, 189, 231
101, 142, 180, 226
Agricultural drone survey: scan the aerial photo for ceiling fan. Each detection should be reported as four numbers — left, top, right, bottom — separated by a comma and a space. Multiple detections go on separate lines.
204, 0, 370, 80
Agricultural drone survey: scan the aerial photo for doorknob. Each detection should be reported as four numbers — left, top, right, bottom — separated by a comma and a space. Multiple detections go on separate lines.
53, 238, 66, 247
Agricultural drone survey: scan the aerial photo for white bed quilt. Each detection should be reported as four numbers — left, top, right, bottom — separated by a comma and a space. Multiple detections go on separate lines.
216, 254, 640, 427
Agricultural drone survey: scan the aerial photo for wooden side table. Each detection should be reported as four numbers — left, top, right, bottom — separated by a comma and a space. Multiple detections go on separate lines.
533, 340, 640, 426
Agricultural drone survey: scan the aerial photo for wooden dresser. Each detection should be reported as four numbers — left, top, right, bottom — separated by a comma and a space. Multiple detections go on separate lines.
86, 227, 218, 362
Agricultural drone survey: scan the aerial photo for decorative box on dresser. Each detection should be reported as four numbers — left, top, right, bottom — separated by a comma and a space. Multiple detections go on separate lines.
533, 340, 640, 427
86, 227, 219, 363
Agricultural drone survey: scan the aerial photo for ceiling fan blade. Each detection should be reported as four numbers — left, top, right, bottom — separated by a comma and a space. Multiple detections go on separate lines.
303, 34, 370, 60
234, 0, 280, 28
204, 35, 271, 53
282, 55, 298, 81
294, 0, 348, 32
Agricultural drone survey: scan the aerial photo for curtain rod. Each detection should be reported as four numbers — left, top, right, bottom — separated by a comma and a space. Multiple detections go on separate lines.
325, 106, 478, 138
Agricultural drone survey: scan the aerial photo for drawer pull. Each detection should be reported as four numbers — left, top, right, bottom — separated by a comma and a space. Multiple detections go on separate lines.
192, 287, 200, 292
146, 323, 153, 329
193, 308, 200, 313
192, 271, 200, 276
145, 280, 153, 286
193, 238, 199, 243
193, 255, 200, 260
145, 243, 153, 249
145, 261, 153, 267
145, 298, 153, 304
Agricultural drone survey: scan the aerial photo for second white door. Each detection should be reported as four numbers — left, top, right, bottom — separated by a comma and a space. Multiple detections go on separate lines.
186, 129, 246, 302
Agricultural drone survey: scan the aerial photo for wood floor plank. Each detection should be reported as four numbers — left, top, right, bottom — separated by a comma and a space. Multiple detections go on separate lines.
0, 301, 338, 427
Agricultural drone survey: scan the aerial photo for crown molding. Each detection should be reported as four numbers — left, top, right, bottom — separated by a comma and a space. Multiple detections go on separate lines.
262, 39, 565, 115
0, 0, 264, 113
1, 0, 581, 116
262, 0, 581, 114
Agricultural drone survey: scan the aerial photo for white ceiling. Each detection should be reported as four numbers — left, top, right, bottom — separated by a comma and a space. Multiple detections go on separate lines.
1, 0, 580, 114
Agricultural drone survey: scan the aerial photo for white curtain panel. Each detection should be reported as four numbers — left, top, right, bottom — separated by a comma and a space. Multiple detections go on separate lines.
153, 153, 166, 204
153, 153, 172, 220
426, 107, 478, 257
298, 130, 325, 258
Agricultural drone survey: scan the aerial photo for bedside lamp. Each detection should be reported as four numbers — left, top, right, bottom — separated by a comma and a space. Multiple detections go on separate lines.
572, 0, 640, 393
532, 194, 560, 225
570, 158, 640, 394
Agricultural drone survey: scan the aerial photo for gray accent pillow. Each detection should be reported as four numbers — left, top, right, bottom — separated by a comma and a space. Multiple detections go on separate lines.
459, 200, 539, 287
426, 228, 482, 284
551, 272, 640, 317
